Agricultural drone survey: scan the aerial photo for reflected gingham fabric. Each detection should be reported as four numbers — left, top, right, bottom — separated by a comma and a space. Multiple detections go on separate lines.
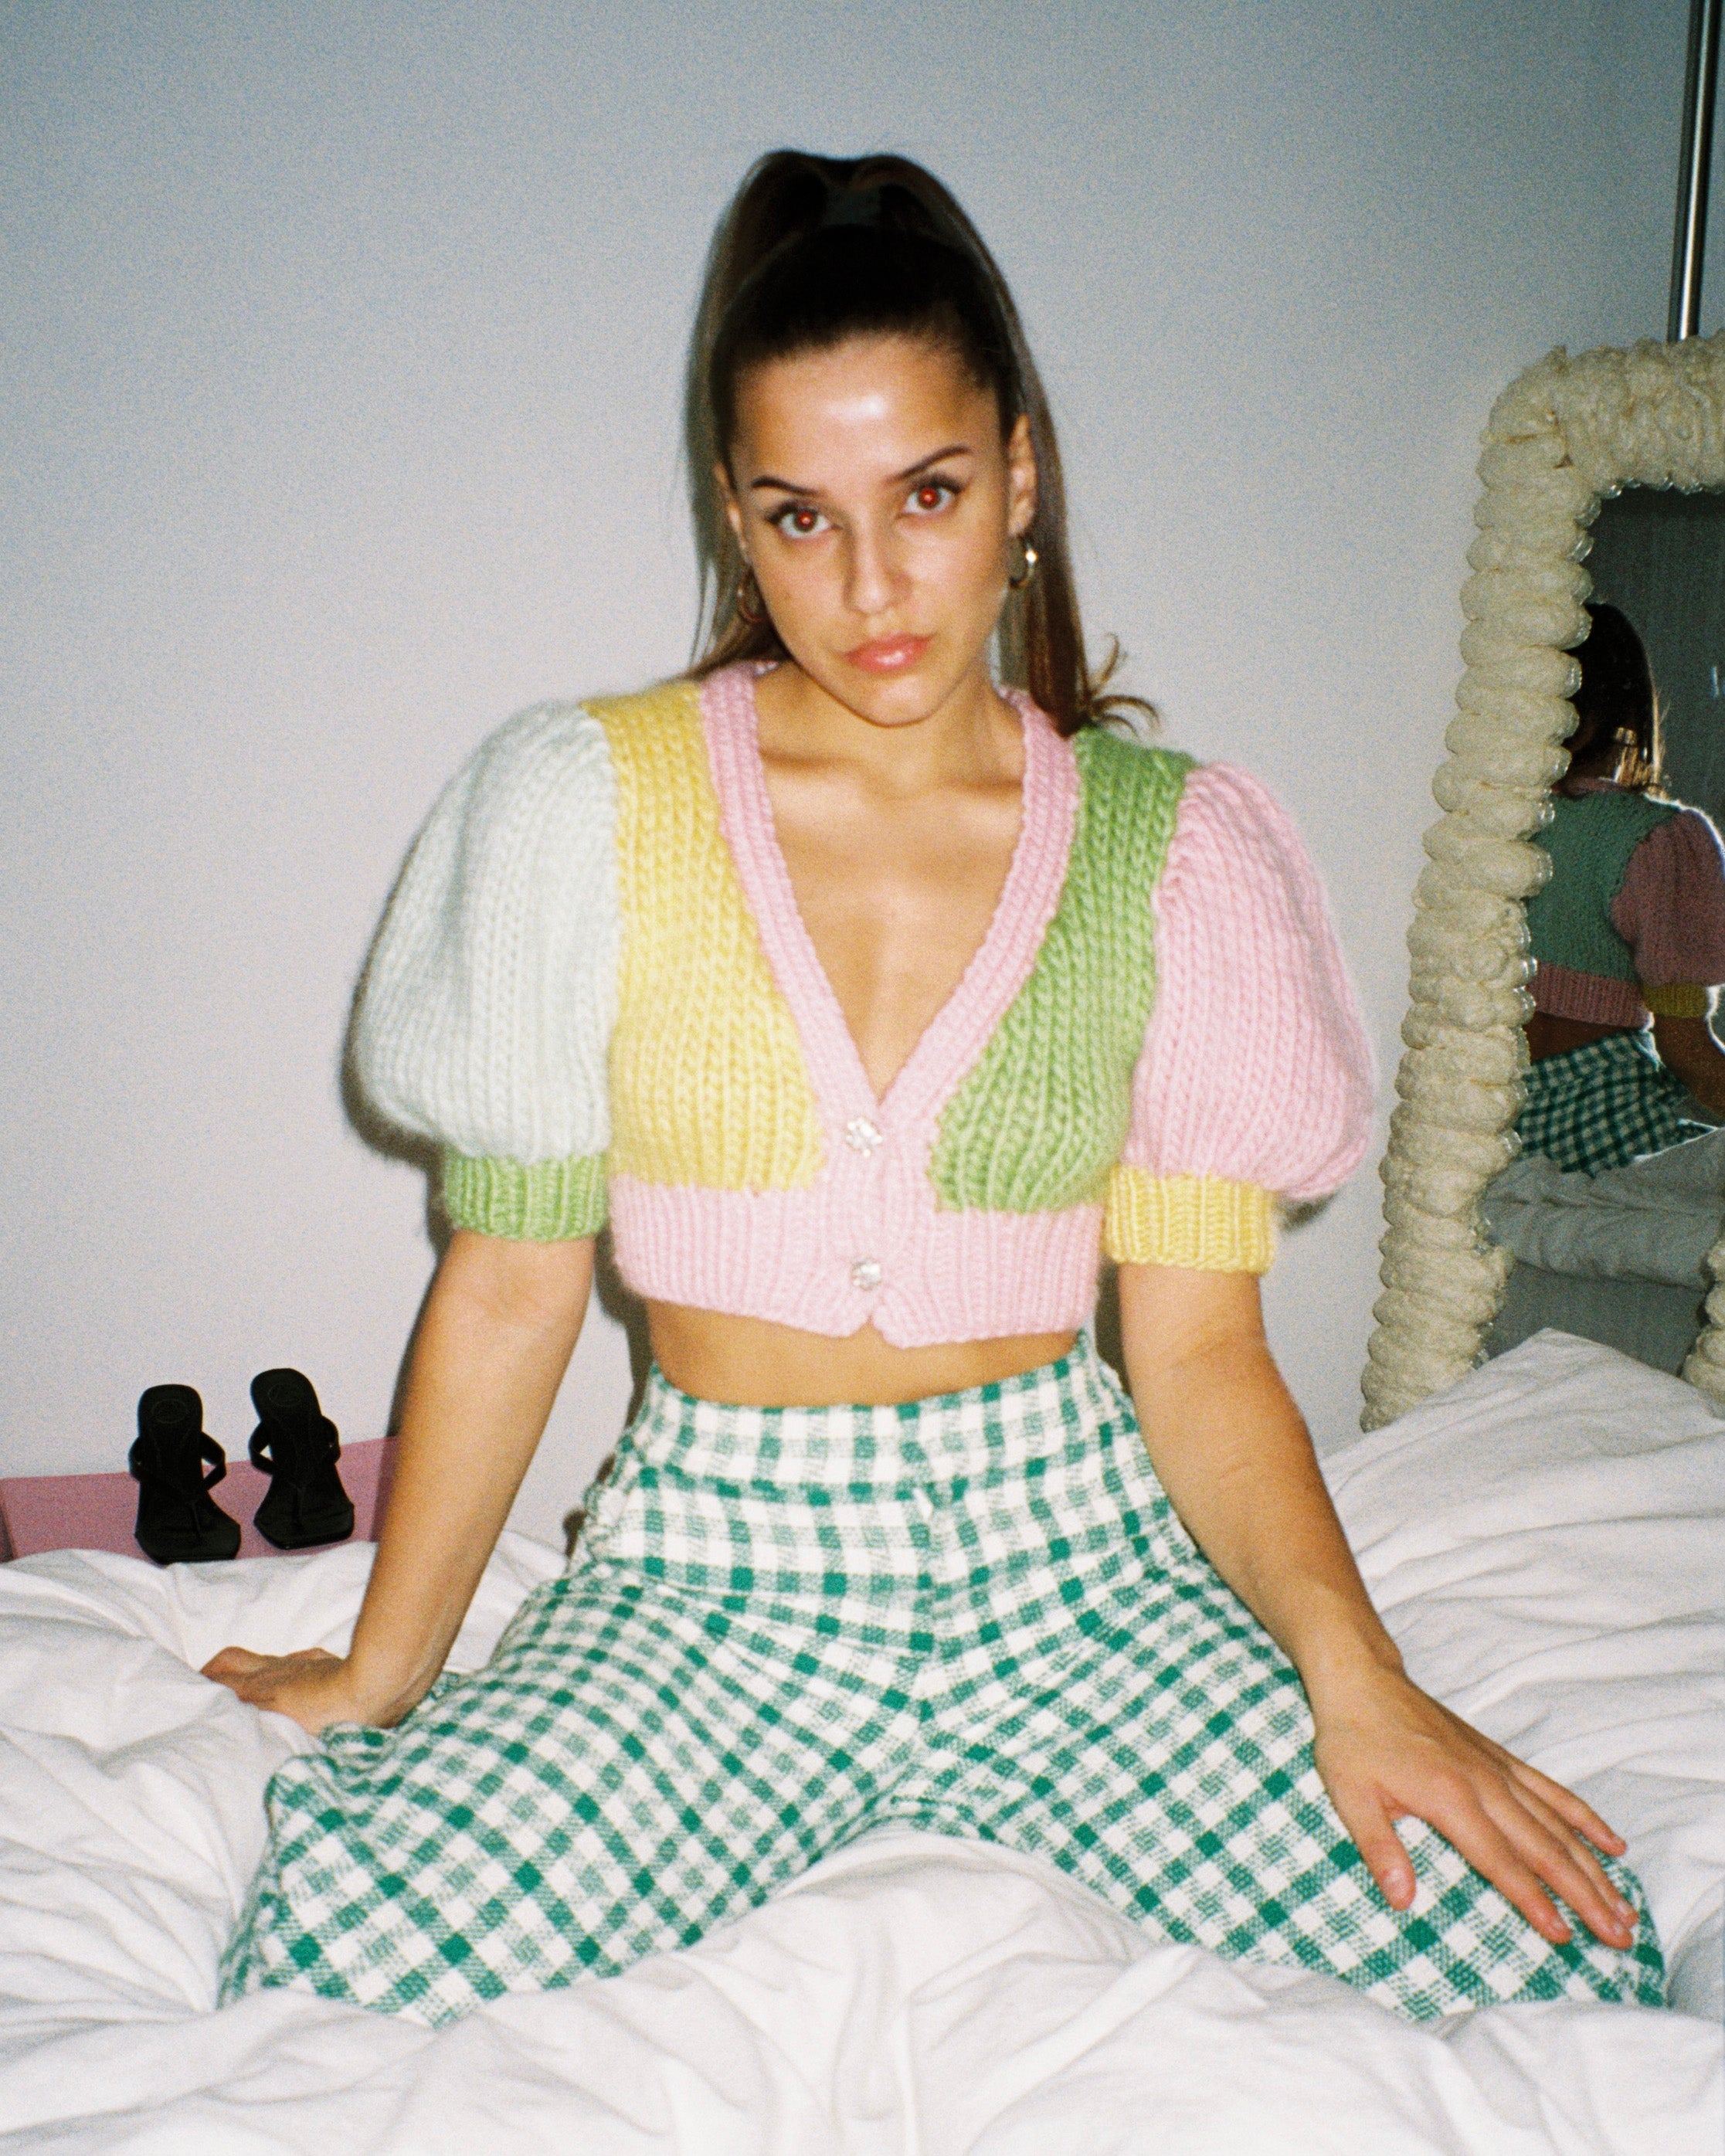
1517, 1029, 1706, 1173
221, 1338, 1665, 2025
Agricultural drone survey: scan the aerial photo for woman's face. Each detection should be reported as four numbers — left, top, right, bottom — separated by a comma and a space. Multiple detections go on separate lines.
719, 334, 1037, 728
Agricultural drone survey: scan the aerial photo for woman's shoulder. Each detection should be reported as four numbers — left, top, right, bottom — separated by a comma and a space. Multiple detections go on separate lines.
1073, 728, 1308, 848
464, 677, 697, 779
436, 677, 706, 842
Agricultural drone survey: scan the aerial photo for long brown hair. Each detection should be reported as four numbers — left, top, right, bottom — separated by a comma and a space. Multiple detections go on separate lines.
684, 149, 1153, 737
1559, 602, 1662, 794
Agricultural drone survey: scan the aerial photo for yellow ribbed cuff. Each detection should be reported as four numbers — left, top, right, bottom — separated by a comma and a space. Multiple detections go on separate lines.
1642, 981, 1712, 1019
441, 1152, 608, 1241
1103, 1170, 1277, 1273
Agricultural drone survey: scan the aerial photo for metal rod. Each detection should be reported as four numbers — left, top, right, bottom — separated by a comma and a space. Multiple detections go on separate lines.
1669, 0, 1723, 340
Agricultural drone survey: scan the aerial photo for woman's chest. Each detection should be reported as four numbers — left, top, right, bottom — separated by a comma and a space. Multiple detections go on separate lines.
766, 773, 1023, 1102
590, 674, 1187, 1212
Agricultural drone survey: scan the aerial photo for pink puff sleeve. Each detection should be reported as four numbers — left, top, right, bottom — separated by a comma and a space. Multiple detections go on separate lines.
1102, 764, 1376, 1272
1611, 808, 1725, 1015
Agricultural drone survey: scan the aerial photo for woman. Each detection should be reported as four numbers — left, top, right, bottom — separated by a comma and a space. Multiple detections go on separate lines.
207, 152, 1661, 2026
1520, 600, 1725, 1172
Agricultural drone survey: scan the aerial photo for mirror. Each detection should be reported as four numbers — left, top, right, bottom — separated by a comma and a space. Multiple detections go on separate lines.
1478, 487, 1725, 1376
1361, 332, 1725, 1429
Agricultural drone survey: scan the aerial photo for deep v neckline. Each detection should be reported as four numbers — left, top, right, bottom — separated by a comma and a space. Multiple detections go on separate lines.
701, 664, 1079, 1136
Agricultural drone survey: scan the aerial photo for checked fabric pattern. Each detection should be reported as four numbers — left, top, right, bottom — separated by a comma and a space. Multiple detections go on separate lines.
1517, 1029, 1707, 1173
219, 1338, 1666, 2025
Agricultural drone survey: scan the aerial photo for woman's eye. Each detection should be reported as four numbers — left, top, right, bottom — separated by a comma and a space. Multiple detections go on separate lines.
773, 505, 829, 537
907, 481, 956, 514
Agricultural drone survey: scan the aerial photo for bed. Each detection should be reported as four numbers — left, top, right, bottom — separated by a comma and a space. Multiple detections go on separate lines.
1481, 1126, 1725, 1374
1, 1328, 1718, 2154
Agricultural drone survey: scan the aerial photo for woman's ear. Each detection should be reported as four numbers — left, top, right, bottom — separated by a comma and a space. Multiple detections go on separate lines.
715, 463, 747, 552
1006, 414, 1037, 538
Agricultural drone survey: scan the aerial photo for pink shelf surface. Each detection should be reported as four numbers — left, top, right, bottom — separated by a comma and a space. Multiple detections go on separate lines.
0, 1438, 396, 1563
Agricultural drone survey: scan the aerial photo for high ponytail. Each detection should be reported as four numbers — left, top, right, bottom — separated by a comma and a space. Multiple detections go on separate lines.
684, 149, 1152, 738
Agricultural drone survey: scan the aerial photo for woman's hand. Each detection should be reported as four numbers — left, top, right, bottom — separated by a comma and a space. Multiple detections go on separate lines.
1308, 1656, 1638, 1952
202, 1646, 378, 1736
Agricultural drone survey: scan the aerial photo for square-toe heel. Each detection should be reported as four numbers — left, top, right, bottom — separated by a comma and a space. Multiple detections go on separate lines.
248, 1368, 356, 1550
128, 1384, 242, 1564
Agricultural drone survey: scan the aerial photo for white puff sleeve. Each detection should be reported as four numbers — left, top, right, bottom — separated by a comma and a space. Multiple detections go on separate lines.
350, 703, 620, 1238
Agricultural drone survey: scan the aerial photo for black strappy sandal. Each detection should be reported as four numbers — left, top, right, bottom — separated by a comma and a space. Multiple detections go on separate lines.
129, 1384, 243, 1564
247, 1367, 355, 1550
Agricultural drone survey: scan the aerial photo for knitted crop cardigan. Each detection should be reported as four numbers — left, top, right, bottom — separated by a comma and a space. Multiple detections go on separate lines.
353, 664, 1375, 1346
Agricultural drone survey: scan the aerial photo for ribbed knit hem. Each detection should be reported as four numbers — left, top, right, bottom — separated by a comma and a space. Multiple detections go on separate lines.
1531, 963, 1647, 1027
441, 1153, 608, 1241
1102, 1171, 1275, 1273
1642, 981, 1711, 1019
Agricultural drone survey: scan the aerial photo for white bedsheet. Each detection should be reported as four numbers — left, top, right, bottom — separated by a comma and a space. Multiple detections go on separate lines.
1, 1330, 1720, 2154
1481, 1129, 1725, 1288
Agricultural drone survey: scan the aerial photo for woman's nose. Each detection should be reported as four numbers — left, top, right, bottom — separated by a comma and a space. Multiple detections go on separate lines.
843, 526, 905, 618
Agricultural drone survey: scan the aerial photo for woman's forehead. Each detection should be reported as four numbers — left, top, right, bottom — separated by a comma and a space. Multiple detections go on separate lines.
730, 334, 997, 475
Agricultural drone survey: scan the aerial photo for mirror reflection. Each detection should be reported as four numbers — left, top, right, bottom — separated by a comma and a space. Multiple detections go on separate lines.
1484, 488, 1725, 1373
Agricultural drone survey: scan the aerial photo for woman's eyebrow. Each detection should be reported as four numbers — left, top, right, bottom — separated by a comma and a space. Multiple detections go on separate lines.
748, 445, 976, 496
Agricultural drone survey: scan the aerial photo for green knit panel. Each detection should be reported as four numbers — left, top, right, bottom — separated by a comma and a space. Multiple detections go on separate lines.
1526, 791, 1676, 981
441, 1152, 609, 1240
929, 734, 1193, 1213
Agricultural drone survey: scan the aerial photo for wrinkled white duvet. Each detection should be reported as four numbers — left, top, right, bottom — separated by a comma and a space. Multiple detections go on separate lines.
2, 1331, 1720, 2154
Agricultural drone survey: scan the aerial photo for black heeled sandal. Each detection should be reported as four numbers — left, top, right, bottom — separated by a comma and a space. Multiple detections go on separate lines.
129, 1384, 243, 1564
248, 1368, 355, 1550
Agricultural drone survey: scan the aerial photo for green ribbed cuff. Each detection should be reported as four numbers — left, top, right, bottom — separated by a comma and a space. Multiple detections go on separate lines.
440, 1152, 608, 1241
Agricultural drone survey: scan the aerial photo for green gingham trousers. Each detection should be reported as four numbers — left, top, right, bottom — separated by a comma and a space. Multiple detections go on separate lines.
219, 1337, 1665, 2025
1517, 1029, 1706, 1173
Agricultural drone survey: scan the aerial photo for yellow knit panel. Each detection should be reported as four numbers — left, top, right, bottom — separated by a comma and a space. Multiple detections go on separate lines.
594, 682, 823, 1191
1104, 1170, 1276, 1273
1642, 981, 1711, 1019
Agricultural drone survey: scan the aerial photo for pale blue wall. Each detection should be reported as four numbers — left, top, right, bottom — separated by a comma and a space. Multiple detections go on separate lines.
0, 0, 1696, 1523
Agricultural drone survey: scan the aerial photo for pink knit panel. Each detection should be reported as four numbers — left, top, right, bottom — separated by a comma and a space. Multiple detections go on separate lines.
1530, 963, 1648, 1027
1611, 807, 1725, 988
1121, 766, 1375, 1202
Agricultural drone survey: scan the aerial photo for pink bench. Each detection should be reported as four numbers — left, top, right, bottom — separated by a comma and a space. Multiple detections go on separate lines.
0, 1438, 396, 1563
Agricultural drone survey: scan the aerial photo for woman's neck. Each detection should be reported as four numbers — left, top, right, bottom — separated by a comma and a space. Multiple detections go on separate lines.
752, 658, 1024, 797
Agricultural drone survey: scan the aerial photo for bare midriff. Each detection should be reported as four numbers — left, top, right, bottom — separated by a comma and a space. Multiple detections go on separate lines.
646, 1302, 1078, 1408
1525, 1011, 1638, 1061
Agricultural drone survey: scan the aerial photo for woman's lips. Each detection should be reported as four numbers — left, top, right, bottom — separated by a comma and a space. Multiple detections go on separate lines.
844, 636, 930, 674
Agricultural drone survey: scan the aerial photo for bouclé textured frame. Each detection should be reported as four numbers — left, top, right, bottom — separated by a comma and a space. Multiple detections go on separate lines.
1361, 331, 1725, 1429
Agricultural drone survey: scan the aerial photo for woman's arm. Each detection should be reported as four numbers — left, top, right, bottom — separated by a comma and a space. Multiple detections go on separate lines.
1652, 1013, 1725, 1115
1115, 1261, 1638, 1952
203, 1228, 593, 1733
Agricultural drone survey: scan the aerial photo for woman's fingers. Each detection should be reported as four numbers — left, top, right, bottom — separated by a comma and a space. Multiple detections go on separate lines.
1395, 1776, 1574, 1944
1324, 1781, 1417, 1911
200, 1646, 344, 1721
1503, 1752, 1628, 1856
1316, 1682, 1644, 1957
1478, 1777, 1637, 1948
201, 1645, 270, 1679
1446, 1719, 1636, 1944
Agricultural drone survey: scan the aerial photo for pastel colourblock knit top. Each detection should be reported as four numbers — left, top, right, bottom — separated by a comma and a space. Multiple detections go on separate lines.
353, 664, 1374, 1346
1527, 786, 1725, 1027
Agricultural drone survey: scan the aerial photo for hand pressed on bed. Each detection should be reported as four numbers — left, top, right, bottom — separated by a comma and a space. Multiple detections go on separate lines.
1305, 1652, 1637, 1951
202, 1233, 597, 1739
202, 1646, 368, 1732
1114, 1261, 1641, 1959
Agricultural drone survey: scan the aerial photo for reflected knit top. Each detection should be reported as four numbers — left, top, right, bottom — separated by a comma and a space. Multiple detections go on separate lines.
352, 664, 1375, 1346
1526, 785, 1725, 1027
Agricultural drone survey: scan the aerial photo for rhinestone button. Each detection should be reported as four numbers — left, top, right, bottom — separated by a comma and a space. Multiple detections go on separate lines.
851, 1257, 884, 1292
844, 1115, 885, 1154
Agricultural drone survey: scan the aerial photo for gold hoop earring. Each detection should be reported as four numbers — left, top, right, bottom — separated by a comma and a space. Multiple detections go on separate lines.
1007, 538, 1039, 592
735, 563, 768, 626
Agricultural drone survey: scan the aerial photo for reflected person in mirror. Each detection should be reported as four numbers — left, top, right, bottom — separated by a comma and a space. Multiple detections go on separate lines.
1522, 602, 1725, 1171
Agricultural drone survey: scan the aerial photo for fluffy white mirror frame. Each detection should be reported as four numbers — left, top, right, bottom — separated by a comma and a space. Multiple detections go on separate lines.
1361, 331, 1725, 1429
